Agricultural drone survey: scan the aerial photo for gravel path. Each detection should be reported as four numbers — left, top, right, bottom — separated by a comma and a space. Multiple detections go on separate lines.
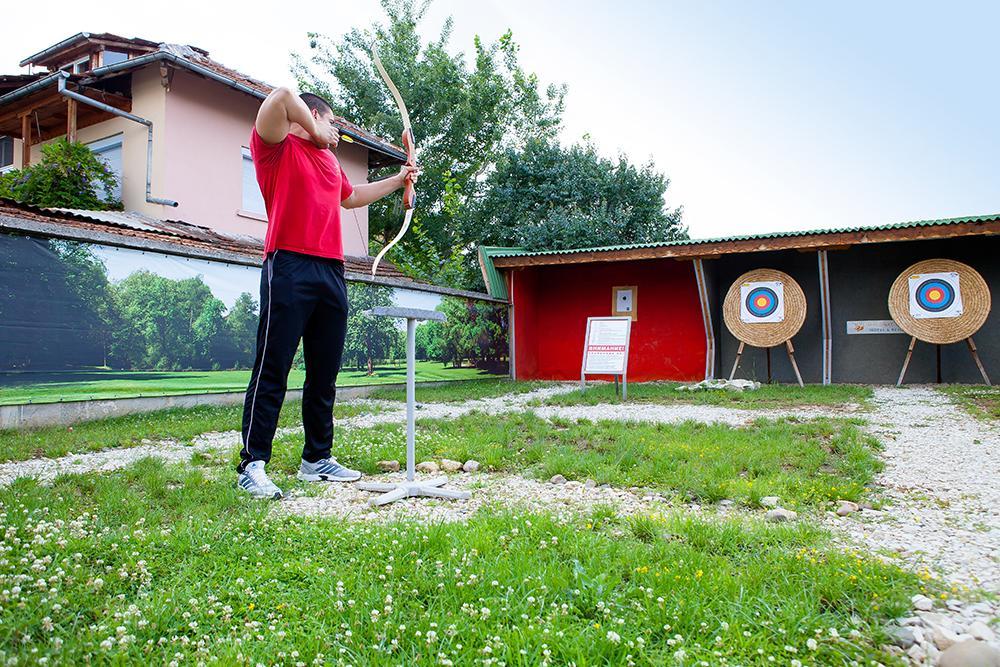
827, 386, 1000, 593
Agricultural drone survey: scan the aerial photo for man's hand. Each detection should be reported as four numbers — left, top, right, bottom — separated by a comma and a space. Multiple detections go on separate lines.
396, 164, 418, 186
310, 120, 339, 150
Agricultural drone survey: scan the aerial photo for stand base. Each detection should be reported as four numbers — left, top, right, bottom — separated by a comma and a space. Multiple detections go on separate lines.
357, 476, 472, 507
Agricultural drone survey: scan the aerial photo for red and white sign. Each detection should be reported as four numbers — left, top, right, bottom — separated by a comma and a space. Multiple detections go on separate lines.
583, 317, 631, 374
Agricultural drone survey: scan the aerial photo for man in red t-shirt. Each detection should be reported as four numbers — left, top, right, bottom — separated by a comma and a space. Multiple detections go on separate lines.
237, 88, 416, 499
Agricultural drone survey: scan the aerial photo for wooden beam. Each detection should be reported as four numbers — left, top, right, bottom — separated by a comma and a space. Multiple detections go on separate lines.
66, 98, 77, 142
491, 220, 1000, 268
20, 113, 30, 166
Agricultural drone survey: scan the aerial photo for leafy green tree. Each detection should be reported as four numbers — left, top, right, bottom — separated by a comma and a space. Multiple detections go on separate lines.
423, 297, 507, 368
293, 0, 565, 261
343, 283, 401, 374
225, 292, 259, 368
192, 297, 232, 369
0, 139, 120, 210
466, 139, 686, 254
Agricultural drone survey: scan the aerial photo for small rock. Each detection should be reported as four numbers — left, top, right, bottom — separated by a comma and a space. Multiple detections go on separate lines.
836, 500, 860, 516
462, 460, 480, 473
377, 460, 400, 472
912, 594, 935, 611
415, 461, 439, 473
718, 499, 734, 507
584, 479, 597, 488
549, 474, 567, 485
906, 643, 927, 663
765, 507, 797, 523
565, 481, 582, 489
969, 621, 996, 642
760, 496, 780, 508
887, 625, 917, 649
938, 640, 1000, 667
440, 459, 463, 473
933, 625, 962, 651
900, 616, 923, 627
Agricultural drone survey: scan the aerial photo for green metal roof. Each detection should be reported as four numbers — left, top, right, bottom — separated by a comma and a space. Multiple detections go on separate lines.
476, 212, 1000, 299
478, 246, 523, 300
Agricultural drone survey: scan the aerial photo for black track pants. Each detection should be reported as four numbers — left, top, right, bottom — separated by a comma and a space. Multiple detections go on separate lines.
239, 250, 348, 472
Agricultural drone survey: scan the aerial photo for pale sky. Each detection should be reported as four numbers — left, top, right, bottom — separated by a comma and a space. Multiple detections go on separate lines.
3, 0, 998, 240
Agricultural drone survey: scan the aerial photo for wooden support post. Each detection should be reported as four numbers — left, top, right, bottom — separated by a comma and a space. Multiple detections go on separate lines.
897, 336, 917, 387
66, 98, 78, 142
785, 339, 804, 387
966, 337, 991, 386
766, 347, 772, 383
936, 344, 942, 384
20, 113, 31, 167
728, 341, 745, 381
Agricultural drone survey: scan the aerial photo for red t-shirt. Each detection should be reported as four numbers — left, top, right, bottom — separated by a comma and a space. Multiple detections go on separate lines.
250, 127, 354, 260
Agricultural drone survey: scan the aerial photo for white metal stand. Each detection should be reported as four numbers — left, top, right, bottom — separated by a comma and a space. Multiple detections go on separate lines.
356, 307, 472, 507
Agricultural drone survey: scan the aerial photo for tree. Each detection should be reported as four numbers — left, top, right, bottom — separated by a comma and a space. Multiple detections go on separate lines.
343, 283, 401, 374
225, 292, 259, 368
293, 0, 565, 261
465, 139, 686, 255
0, 139, 120, 210
421, 297, 508, 369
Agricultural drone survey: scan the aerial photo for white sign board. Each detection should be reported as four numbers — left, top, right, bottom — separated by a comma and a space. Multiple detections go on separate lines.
583, 317, 631, 374
908, 271, 963, 319
740, 281, 785, 323
846, 320, 905, 335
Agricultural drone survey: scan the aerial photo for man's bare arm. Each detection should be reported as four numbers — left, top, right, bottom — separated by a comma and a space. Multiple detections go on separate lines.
255, 87, 334, 146
343, 166, 417, 209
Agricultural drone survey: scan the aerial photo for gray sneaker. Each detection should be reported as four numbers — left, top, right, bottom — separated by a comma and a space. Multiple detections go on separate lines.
297, 457, 362, 482
237, 460, 283, 499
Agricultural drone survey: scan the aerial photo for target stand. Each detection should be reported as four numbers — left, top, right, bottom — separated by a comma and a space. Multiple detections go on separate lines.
723, 269, 807, 387
355, 307, 472, 506
888, 259, 991, 386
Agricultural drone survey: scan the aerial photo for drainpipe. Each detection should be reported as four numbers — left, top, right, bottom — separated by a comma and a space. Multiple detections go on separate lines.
57, 73, 178, 207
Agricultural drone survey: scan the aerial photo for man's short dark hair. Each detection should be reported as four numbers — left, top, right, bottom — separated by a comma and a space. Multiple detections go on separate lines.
300, 92, 334, 116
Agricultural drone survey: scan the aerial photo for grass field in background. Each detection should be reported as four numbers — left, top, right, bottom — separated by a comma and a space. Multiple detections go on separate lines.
0, 458, 921, 665
0, 363, 501, 406
537, 382, 873, 410
0, 400, 377, 463
369, 378, 548, 403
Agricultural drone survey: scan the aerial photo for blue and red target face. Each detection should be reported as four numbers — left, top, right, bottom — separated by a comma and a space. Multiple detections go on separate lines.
914, 278, 955, 313
744, 286, 779, 318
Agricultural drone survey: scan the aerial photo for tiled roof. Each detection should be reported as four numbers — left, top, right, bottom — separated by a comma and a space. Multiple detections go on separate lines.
0, 198, 501, 302
0, 198, 407, 279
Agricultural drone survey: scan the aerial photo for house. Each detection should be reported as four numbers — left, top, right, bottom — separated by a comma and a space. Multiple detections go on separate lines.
0, 32, 407, 254
479, 215, 1000, 385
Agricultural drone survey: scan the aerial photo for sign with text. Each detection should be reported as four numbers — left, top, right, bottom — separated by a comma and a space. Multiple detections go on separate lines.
846, 320, 905, 335
582, 317, 631, 374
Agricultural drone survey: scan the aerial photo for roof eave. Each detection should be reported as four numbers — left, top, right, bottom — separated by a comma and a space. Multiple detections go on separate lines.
490, 218, 1000, 269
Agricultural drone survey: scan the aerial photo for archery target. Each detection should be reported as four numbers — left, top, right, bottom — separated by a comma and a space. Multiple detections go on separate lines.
723, 269, 807, 348
740, 281, 784, 323
908, 272, 962, 319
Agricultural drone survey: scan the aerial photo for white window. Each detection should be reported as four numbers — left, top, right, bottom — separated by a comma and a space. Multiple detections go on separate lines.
241, 147, 266, 215
87, 134, 123, 202
102, 50, 128, 66
59, 57, 91, 74
0, 136, 13, 172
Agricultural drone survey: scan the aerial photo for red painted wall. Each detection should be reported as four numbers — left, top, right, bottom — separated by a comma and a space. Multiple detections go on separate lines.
509, 259, 706, 382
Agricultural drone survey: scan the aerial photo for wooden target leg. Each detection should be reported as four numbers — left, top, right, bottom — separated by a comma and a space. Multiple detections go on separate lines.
785, 340, 804, 387
966, 336, 991, 386
897, 336, 917, 387
729, 341, 745, 381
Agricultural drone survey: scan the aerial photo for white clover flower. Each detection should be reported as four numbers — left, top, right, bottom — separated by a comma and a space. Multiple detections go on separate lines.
606, 631, 621, 644
807, 638, 818, 650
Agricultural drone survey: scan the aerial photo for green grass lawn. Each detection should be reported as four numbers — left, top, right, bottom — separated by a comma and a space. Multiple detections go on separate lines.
270, 413, 881, 508
0, 362, 501, 406
369, 377, 547, 403
940, 385, 1000, 422
0, 400, 374, 463
0, 457, 922, 665
537, 381, 873, 410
